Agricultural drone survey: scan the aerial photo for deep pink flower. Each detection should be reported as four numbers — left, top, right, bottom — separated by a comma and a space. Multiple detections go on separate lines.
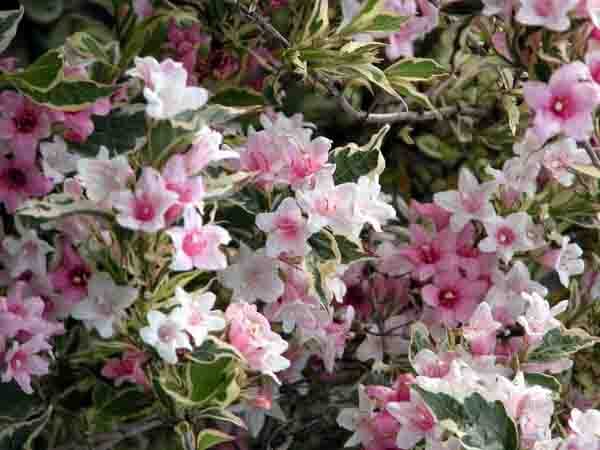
52, 98, 111, 143
0, 155, 52, 213
421, 270, 488, 327
409, 200, 451, 230
101, 350, 149, 387
0, 91, 51, 162
50, 240, 92, 309
523, 62, 600, 142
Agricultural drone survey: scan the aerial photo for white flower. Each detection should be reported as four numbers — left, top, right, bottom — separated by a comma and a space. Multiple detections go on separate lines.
71, 272, 138, 338
169, 287, 226, 346
139, 309, 191, 364
185, 127, 239, 174
256, 198, 311, 257
542, 138, 591, 187
77, 146, 133, 205
541, 236, 585, 288
40, 135, 79, 184
219, 244, 284, 304
517, 292, 568, 344
128, 57, 209, 120
351, 176, 397, 235
3, 228, 53, 277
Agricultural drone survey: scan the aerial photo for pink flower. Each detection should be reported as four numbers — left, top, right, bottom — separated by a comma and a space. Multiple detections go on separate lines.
239, 130, 287, 189
409, 200, 451, 230
523, 62, 600, 142
139, 309, 191, 364
1, 334, 50, 394
539, 236, 585, 287
133, 0, 154, 20
482, 0, 514, 17
387, 391, 442, 449
516, 0, 578, 31
101, 350, 149, 387
433, 167, 497, 232
256, 198, 311, 257
479, 212, 535, 263
3, 228, 53, 278
112, 167, 178, 232
167, 207, 231, 272
412, 349, 456, 378
77, 147, 133, 205
586, 50, 600, 84
185, 127, 238, 174
162, 154, 205, 223
52, 98, 111, 143
385, 0, 439, 60
517, 292, 568, 345
0, 155, 52, 213
283, 136, 331, 187
463, 302, 501, 355
225, 303, 290, 379
0, 91, 51, 162
50, 240, 92, 310
542, 138, 591, 186
421, 270, 487, 327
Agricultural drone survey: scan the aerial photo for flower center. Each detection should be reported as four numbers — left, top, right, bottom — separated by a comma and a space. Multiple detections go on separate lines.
10, 350, 27, 371
496, 226, 516, 246
69, 266, 91, 287
438, 288, 459, 308
182, 229, 208, 256
275, 216, 299, 238
3, 167, 27, 189
418, 244, 440, 264
188, 309, 204, 327
412, 404, 435, 432
134, 199, 156, 222
158, 323, 177, 342
14, 109, 38, 133
550, 96, 573, 119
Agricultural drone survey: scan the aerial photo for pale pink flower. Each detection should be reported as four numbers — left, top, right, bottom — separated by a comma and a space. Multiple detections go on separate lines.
412, 349, 457, 378
486, 156, 541, 204
77, 146, 134, 205
162, 154, 205, 222
112, 167, 178, 232
421, 270, 488, 327
52, 98, 111, 143
139, 309, 191, 364
586, 50, 600, 85
256, 198, 311, 257
167, 207, 230, 272
185, 127, 238, 174
409, 200, 451, 230
101, 350, 149, 387
387, 390, 442, 449
219, 244, 284, 304
0, 91, 51, 162
516, 0, 578, 31
517, 292, 568, 345
568, 408, 600, 445
169, 287, 226, 346
283, 136, 331, 187
50, 240, 92, 310
133, 0, 154, 20
128, 57, 209, 119
337, 385, 378, 448
542, 138, 591, 187
352, 176, 397, 235
1, 334, 50, 394
433, 167, 497, 232
463, 302, 501, 355
539, 236, 585, 287
523, 62, 600, 142
3, 229, 53, 278
70, 272, 138, 338
386, 0, 439, 60
479, 212, 535, 263
482, 0, 514, 17
225, 303, 290, 379
0, 155, 52, 213
239, 130, 287, 189
39, 135, 79, 185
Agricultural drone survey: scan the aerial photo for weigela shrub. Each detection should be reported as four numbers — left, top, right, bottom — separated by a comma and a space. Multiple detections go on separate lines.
2, 1, 600, 450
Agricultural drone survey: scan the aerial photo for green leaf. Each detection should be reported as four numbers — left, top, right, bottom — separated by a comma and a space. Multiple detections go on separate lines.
4, 49, 63, 92
309, 230, 337, 260
338, 0, 407, 35
0, 406, 52, 450
332, 125, 389, 183
210, 88, 265, 107
524, 373, 561, 399
197, 429, 234, 450
335, 234, 369, 264
572, 164, 600, 179
96, 387, 153, 420
0, 6, 24, 54
0, 382, 43, 421
17, 79, 115, 111
301, 0, 330, 43
385, 58, 447, 82
187, 336, 242, 365
527, 328, 597, 363
409, 322, 433, 366
416, 387, 466, 424
188, 357, 239, 407
146, 119, 193, 166
462, 393, 518, 450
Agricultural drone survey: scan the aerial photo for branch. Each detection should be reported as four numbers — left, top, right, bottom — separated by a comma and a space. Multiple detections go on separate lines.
581, 140, 600, 168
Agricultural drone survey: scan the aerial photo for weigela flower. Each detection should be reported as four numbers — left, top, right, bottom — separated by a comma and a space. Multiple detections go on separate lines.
462, 302, 501, 355
0, 91, 51, 162
515, 0, 578, 31
387, 390, 442, 449
386, 0, 439, 60
542, 138, 591, 187
0, 154, 53, 213
523, 62, 600, 142
101, 350, 149, 387
112, 167, 178, 232
412, 349, 456, 378
50, 240, 92, 311
283, 135, 331, 187
70, 272, 138, 338
185, 127, 238, 174
434, 167, 497, 232
169, 287, 226, 346
128, 57, 209, 119
225, 302, 290, 380
517, 292, 568, 345
52, 98, 111, 143
219, 244, 284, 304
40, 135, 79, 185
256, 198, 311, 257
586, 50, 600, 85
486, 155, 541, 204
139, 309, 192, 364
167, 207, 231, 272
351, 176, 397, 236
539, 236, 585, 288
3, 228, 53, 278
77, 146, 134, 205
1, 334, 51, 394
162, 154, 205, 222
479, 212, 535, 263
239, 129, 288, 189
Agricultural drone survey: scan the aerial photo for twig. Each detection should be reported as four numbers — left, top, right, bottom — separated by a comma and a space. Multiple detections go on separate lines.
581, 140, 600, 168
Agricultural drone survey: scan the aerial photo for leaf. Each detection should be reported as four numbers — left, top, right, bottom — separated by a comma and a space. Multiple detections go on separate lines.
308, 230, 338, 260
95, 387, 153, 421
524, 373, 561, 398
527, 328, 597, 363
338, 0, 407, 35
0, 6, 24, 54
146, 119, 193, 166
501, 96, 519, 136
210, 88, 265, 107
332, 125, 389, 183
187, 336, 242, 365
385, 58, 447, 82
197, 429, 234, 450
462, 393, 518, 450
17, 194, 111, 220
17, 79, 115, 111
572, 164, 600, 179
416, 387, 466, 423
409, 322, 433, 365
187, 357, 239, 407
301, 0, 330, 43
171, 104, 262, 131
0, 382, 43, 421
3, 49, 63, 92
335, 234, 369, 264
0, 406, 52, 450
